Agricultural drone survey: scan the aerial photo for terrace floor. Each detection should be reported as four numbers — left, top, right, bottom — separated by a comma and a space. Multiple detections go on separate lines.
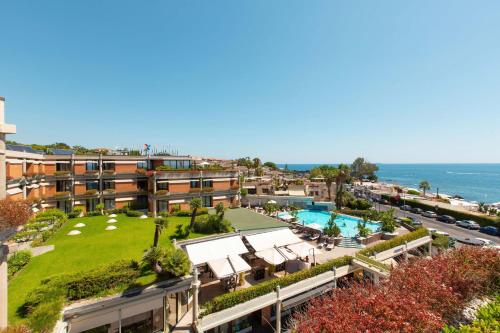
225, 208, 288, 231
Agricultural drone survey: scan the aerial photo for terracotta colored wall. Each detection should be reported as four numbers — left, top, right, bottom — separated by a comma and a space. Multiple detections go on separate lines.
9, 193, 24, 201
27, 188, 40, 201
180, 202, 190, 210
213, 180, 230, 191
115, 181, 137, 193
116, 201, 132, 209
43, 164, 56, 175
7, 163, 23, 179
213, 198, 230, 207
74, 184, 87, 195
169, 183, 190, 193
42, 184, 56, 197
115, 164, 137, 174
74, 164, 86, 175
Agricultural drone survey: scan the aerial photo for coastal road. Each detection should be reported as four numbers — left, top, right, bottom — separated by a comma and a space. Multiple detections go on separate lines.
375, 204, 499, 244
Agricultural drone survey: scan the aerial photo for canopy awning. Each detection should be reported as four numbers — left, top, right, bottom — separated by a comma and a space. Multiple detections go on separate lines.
287, 242, 315, 258
245, 228, 302, 252
185, 236, 249, 266
207, 255, 251, 279
6, 188, 22, 195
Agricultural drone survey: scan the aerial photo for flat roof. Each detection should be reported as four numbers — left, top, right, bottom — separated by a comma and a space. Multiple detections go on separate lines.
225, 208, 288, 231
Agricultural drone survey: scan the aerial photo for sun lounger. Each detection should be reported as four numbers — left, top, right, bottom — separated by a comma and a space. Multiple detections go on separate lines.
326, 243, 334, 251
317, 242, 326, 249
309, 235, 319, 241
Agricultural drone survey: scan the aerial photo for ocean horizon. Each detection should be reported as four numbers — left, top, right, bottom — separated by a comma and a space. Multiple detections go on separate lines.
276, 163, 500, 204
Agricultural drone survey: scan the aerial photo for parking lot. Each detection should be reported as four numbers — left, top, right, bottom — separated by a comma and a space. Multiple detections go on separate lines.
376, 203, 499, 244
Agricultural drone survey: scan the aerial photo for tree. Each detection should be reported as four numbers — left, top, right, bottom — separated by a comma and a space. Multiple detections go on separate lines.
263, 161, 278, 170
419, 180, 431, 197
263, 202, 278, 215
380, 209, 396, 233
152, 217, 168, 247
350, 157, 379, 182
252, 157, 262, 169
215, 202, 225, 219
142, 246, 165, 273
162, 248, 191, 277
334, 164, 350, 209
357, 216, 371, 237
310, 165, 337, 201
189, 198, 202, 228
255, 167, 263, 177
323, 213, 341, 237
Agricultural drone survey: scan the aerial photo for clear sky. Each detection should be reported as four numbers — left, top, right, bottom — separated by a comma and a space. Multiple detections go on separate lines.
1, 1, 500, 163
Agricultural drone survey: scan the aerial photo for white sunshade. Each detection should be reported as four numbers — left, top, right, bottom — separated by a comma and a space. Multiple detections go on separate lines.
185, 236, 249, 266
245, 228, 302, 252
287, 242, 316, 258
207, 255, 251, 279
255, 248, 286, 265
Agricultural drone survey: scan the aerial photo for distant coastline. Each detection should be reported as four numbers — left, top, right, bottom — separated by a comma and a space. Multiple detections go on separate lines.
277, 163, 500, 204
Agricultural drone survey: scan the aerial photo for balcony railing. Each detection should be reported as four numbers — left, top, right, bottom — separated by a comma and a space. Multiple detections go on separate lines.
54, 171, 72, 177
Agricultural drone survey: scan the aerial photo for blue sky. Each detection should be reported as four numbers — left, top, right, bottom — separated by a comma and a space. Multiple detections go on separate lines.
1, 1, 500, 163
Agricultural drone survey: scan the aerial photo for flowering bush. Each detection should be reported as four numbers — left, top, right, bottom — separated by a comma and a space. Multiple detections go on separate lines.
0, 198, 31, 231
292, 246, 500, 332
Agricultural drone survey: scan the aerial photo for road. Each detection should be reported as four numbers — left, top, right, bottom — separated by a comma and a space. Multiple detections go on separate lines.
375, 203, 499, 244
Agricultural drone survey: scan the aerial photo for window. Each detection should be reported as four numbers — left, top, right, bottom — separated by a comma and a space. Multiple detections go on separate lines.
137, 180, 148, 191
103, 180, 114, 190
104, 199, 115, 210
190, 180, 200, 188
103, 162, 115, 171
56, 180, 71, 192
86, 198, 98, 212
202, 196, 212, 207
86, 162, 99, 171
86, 181, 99, 191
137, 161, 148, 170
157, 182, 169, 191
158, 200, 168, 212
202, 180, 213, 188
163, 160, 192, 170
57, 200, 71, 213
56, 162, 71, 172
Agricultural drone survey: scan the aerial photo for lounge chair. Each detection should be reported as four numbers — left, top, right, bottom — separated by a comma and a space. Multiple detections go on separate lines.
317, 242, 326, 249
326, 243, 334, 251
309, 235, 319, 241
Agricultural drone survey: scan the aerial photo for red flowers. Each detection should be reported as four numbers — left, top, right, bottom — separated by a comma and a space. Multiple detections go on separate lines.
292, 247, 500, 333
0, 198, 32, 231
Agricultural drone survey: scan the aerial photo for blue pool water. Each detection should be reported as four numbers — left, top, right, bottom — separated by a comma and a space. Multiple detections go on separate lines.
292, 210, 380, 238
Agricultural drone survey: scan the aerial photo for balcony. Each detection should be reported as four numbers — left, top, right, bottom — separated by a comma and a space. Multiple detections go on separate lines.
54, 171, 72, 178
102, 169, 116, 176
83, 170, 100, 177
189, 188, 201, 193
52, 191, 72, 199
202, 187, 214, 193
84, 189, 98, 196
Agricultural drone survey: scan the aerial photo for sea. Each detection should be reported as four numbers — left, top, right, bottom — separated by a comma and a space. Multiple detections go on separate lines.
276, 164, 500, 204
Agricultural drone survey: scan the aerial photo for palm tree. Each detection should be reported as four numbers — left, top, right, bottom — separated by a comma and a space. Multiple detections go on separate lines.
334, 164, 350, 209
419, 181, 431, 197
153, 217, 168, 247
189, 198, 202, 228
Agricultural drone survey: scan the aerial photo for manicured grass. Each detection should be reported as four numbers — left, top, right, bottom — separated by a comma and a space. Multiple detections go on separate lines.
8, 214, 203, 324
225, 208, 288, 231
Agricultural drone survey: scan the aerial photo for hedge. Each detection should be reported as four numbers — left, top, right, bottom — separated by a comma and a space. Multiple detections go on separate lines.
382, 195, 500, 228
354, 253, 390, 271
358, 227, 429, 257
7, 251, 32, 279
202, 256, 352, 316
443, 294, 500, 332
23, 260, 140, 333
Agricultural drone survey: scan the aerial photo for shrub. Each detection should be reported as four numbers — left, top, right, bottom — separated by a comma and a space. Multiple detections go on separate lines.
84, 189, 97, 195
0, 326, 32, 333
202, 256, 352, 316
23, 261, 140, 332
346, 198, 372, 210
0, 198, 32, 231
174, 207, 208, 217
162, 248, 191, 277
8, 250, 32, 278
432, 234, 451, 249
292, 247, 500, 332
407, 189, 421, 195
67, 208, 83, 219
125, 210, 142, 217
86, 210, 102, 217
240, 188, 248, 197
193, 215, 232, 234
173, 224, 190, 239
13, 230, 37, 243
359, 227, 429, 257
443, 295, 500, 332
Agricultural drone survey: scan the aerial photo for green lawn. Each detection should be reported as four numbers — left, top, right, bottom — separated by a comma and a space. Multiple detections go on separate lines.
8, 214, 202, 324
225, 208, 287, 231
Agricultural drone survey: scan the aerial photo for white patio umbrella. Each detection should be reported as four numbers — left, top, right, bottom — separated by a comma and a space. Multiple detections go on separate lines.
255, 248, 286, 265
268, 200, 277, 204
287, 242, 316, 258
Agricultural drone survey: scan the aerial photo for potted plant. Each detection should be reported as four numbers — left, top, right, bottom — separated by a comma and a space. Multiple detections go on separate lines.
323, 212, 342, 245
380, 209, 398, 239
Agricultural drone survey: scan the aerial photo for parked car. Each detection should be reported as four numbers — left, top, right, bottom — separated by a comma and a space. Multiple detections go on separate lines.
456, 220, 480, 230
479, 226, 499, 236
422, 211, 437, 218
381, 199, 389, 205
428, 228, 449, 236
475, 238, 496, 247
438, 215, 456, 224
401, 205, 412, 211
411, 207, 423, 214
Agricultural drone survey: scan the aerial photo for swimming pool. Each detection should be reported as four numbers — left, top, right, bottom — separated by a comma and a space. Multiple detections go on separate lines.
288, 210, 380, 237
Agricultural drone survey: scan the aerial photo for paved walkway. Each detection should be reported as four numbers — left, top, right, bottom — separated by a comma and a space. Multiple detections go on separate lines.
172, 308, 193, 333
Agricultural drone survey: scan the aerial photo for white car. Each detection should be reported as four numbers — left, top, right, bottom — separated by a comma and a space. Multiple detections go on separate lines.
428, 228, 450, 237
475, 238, 496, 248
422, 211, 437, 218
